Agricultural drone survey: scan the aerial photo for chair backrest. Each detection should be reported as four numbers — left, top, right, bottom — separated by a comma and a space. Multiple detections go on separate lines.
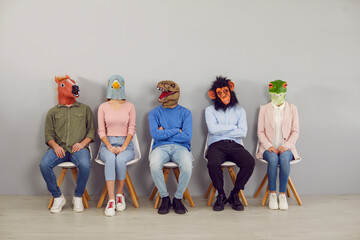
96, 133, 141, 165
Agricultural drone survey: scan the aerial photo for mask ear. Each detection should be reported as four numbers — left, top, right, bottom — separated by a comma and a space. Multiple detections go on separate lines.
208, 90, 216, 99
228, 81, 235, 91
55, 76, 60, 84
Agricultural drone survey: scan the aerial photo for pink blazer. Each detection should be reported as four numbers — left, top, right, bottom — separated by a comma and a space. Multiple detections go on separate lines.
256, 102, 300, 160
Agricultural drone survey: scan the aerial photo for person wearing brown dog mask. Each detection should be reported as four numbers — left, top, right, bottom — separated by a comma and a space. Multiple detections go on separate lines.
148, 80, 193, 215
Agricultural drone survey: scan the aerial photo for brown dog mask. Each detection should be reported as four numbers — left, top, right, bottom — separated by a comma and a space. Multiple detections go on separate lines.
157, 80, 180, 108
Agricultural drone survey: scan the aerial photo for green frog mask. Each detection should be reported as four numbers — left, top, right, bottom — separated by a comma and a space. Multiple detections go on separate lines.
269, 80, 287, 106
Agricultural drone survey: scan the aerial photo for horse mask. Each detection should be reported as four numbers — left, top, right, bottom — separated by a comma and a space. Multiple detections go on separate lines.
208, 76, 238, 111
55, 75, 79, 105
107, 75, 126, 100
157, 80, 180, 108
269, 80, 287, 106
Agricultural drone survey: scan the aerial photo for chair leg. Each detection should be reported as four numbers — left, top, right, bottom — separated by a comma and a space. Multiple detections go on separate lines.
70, 168, 89, 209
254, 173, 268, 198
125, 171, 139, 208
227, 167, 248, 206
288, 177, 302, 205
126, 171, 138, 200
173, 168, 195, 207
149, 187, 158, 201
207, 186, 216, 207
205, 182, 213, 198
97, 186, 108, 208
261, 183, 270, 206
154, 168, 170, 209
287, 184, 291, 198
48, 168, 67, 209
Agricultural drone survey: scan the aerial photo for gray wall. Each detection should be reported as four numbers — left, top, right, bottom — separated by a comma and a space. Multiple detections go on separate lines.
1, 0, 359, 197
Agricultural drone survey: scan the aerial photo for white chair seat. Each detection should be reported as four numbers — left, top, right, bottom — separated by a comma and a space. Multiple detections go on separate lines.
95, 158, 140, 167
162, 162, 179, 168
257, 158, 302, 165
221, 161, 237, 167
57, 162, 77, 168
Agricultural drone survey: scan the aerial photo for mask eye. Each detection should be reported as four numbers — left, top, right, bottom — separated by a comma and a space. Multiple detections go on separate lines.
269, 83, 273, 89
283, 82, 287, 88
171, 84, 175, 88
60, 83, 65, 88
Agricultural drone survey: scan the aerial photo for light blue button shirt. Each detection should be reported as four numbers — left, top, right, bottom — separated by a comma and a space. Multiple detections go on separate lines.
205, 105, 247, 146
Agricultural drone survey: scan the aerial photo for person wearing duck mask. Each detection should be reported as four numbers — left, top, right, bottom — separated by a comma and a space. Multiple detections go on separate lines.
97, 75, 136, 217
40, 75, 95, 214
256, 80, 300, 210
205, 76, 255, 212
148, 80, 193, 215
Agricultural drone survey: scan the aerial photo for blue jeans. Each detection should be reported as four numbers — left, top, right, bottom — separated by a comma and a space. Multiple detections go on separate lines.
263, 150, 294, 193
99, 136, 135, 181
149, 144, 193, 199
39, 148, 91, 198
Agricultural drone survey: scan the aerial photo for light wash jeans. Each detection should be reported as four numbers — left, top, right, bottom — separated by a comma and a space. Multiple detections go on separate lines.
149, 144, 193, 199
99, 136, 135, 181
263, 150, 294, 193
39, 148, 91, 198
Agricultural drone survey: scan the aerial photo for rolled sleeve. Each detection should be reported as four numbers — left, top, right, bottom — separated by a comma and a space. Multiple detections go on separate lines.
44, 111, 55, 145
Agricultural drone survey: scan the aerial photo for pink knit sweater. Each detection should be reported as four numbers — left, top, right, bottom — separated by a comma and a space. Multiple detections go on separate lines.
97, 101, 136, 139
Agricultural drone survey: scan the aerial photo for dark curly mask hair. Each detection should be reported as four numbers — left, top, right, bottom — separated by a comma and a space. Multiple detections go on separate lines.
210, 76, 238, 111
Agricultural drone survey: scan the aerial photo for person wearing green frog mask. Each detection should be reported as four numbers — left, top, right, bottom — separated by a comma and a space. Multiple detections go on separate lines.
256, 80, 300, 210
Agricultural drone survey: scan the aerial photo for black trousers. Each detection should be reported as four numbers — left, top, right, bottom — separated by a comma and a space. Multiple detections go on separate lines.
206, 140, 255, 195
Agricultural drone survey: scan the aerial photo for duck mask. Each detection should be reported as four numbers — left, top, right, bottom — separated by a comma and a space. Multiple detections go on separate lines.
157, 80, 180, 108
55, 75, 79, 105
208, 76, 238, 111
269, 80, 287, 106
107, 75, 126, 100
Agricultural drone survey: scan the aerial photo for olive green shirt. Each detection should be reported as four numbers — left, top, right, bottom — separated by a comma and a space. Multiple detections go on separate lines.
45, 102, 95, 153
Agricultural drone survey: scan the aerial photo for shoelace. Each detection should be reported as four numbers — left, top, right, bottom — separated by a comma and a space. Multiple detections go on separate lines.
108, 201, 114, 209
117, 196, 122, 204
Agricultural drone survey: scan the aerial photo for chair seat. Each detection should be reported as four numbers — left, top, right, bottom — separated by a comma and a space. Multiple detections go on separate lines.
95, 158, 140, 166
57, 162, 77, 168
257, 158, 302, 165
162, 162, 179, 168
221, 161, 236, 167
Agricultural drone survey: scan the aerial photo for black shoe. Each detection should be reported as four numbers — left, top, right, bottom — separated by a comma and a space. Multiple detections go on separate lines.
172, 198, 188, 214
228, 193, 244, 211
158, 196, 171, 215
213, 194, 227, 211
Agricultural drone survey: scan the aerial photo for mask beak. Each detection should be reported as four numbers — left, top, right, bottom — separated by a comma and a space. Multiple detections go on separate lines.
112, 80, 120, 89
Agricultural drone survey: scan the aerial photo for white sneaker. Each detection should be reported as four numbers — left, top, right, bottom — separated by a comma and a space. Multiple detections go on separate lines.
50, 194, 66, 213
105, 199, 116, 217
116, 194, 126, 211
279, 194, 288, 210
268, 193, 279, 210
72, 196, 84, 213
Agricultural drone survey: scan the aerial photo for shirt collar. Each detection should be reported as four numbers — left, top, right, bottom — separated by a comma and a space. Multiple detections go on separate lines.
57, 101, 80, 108
271, 102, 285, 110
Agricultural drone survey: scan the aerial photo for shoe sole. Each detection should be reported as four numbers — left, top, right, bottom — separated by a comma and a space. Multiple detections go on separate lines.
116, 204, 126, 211
50, 199, 66, 214
105, 211, 116, 217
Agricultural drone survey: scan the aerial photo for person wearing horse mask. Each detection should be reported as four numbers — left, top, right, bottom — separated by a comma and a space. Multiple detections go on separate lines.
256, 80, 300, 210
40, 75, 95, 214
97, 75, 136, 217
148, 80, 193, 215
205, 76, 255, 212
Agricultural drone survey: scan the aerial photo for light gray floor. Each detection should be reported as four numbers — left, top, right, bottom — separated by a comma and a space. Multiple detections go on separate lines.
0, 195, 359, 240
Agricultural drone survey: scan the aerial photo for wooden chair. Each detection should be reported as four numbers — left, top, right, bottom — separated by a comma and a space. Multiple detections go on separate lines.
203, 135, 248, 207
148, 139, 195, 209
47, 148, 92, 209
253, 141, 302, 205
95, 133, 141, 208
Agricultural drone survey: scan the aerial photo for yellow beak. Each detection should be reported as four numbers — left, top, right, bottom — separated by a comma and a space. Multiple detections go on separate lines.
113, 81, 120, 89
